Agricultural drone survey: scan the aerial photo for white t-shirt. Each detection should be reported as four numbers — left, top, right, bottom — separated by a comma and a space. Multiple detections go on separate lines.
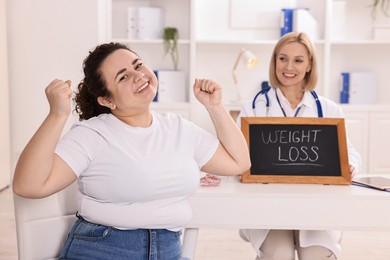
55, 112, 219, 231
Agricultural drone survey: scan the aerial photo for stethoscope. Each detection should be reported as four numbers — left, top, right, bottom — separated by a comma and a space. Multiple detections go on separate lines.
251, 87, 323, 118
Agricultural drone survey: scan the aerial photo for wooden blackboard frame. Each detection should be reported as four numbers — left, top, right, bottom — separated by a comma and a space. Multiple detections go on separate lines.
241, 117, 351, 185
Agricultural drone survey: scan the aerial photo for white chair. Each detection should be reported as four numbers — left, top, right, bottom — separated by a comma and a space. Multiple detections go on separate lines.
13, 183, 78, 260
13, 183, 193, 260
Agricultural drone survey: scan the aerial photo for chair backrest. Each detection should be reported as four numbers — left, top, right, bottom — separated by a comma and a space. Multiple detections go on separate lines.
13, 183, 78, 260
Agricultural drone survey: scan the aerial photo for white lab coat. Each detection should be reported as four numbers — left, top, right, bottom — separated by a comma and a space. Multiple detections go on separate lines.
237, 87, 362, 258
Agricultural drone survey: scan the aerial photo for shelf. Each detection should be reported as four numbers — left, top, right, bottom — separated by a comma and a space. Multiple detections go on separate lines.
196, 40, 277, 45
108, 38, 390, 46
195, 39, 326, 45
330, 40, 390, 45
225, 103, 390, 113
340, 104, 390, 112
112, 38, 191, 44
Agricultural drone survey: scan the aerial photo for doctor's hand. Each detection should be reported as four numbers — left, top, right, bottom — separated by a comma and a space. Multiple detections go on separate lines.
193, 79, 222, 108
45, 79, 73, 118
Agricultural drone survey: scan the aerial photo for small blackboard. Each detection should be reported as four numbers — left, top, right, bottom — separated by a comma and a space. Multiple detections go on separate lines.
241, 117, 351, 185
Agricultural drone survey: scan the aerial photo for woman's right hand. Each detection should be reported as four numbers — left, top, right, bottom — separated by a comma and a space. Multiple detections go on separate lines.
13, 79, 77, 198
45, 79, 72, 117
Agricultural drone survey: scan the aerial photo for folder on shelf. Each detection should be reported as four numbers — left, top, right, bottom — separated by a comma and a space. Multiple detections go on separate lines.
350, 72, 377, 104
127, 7, 138, 39
293, 8, 318, 40
127, 6, 164, 40
340, 72, 377, 104
154, 70, 186, 103
138, 7, 164, 40
340, 72, 349, 104
280, 8, 318, 39
280, 8, 293, 36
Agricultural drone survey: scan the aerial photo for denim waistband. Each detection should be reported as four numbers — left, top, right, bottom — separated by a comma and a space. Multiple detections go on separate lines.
59, 212, 183, 259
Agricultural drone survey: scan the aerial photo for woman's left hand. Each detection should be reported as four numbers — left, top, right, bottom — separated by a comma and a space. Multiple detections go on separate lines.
193, 78, 222, 107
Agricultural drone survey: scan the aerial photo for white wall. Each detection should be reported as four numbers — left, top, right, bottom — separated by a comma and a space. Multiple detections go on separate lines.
7, 0, 104, 174
0, 0, 11, 189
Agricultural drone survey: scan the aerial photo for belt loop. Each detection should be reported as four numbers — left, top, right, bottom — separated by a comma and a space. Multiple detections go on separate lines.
76, 211, 84, 220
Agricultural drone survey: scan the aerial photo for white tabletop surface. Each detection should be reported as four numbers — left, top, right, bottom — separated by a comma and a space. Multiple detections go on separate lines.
187, 176, 390, 231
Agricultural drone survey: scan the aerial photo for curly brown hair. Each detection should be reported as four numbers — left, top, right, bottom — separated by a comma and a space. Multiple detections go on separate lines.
74, 42, 137, 120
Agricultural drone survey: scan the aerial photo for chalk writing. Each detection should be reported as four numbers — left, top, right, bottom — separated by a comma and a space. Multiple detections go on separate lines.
259, 129, 323, 166
261, 129, 321, 144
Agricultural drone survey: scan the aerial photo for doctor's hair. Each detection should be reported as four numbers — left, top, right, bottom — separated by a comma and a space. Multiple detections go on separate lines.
269, 32, 318, 91
74, 42, 138, 121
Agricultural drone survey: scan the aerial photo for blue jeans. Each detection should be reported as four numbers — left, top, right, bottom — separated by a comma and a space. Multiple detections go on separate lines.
59, 216, 182, 260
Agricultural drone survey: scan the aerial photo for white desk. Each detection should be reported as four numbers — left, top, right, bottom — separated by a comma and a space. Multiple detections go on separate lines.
182, 176, 390, 259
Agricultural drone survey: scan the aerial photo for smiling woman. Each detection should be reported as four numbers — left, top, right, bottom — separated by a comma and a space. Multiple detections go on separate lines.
236, 32, 362, 260
95, 48, 159, 126
12, 42, 251, 259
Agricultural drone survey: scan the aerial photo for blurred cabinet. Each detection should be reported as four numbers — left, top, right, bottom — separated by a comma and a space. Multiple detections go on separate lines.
368, 112, 390, 174
343, 106, 390, 175
343, 109, 370, 174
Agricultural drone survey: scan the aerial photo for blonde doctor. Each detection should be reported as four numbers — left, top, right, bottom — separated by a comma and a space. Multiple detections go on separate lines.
236, 32, 361, 260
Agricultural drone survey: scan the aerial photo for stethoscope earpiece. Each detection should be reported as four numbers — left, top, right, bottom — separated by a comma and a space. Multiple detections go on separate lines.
252, 87, 271, 109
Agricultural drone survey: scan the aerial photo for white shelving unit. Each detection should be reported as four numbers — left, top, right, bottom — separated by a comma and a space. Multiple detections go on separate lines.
106, 0, 390, 174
